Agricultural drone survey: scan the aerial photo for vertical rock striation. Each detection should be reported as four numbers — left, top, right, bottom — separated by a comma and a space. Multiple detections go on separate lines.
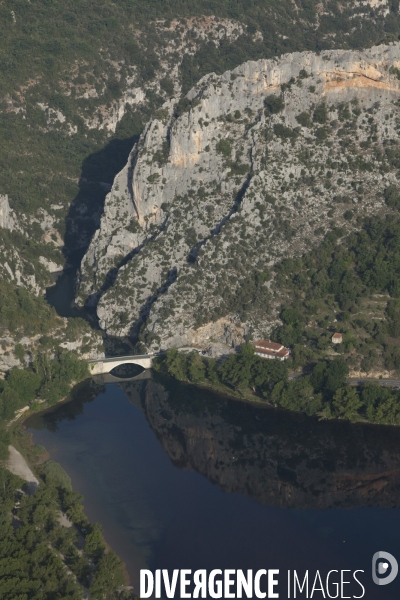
78, 43, 400, 353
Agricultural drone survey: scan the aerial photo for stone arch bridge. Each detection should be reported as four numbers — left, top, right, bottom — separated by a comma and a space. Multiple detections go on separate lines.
88, 354, 154, 375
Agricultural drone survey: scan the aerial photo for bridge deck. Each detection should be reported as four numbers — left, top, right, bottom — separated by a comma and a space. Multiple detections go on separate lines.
87, 354, 155, 364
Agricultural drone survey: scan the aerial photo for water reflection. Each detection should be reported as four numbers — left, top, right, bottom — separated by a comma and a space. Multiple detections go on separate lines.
123, 375, 400, 510
30, 374, 400, 510
27, 381, 103, 433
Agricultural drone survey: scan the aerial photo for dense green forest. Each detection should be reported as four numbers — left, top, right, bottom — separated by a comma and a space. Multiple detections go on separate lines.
155, 210, 400, 426
0, 276, 101, 368
155, 345, 400, 425
0, 357, 134, 599
0, 0, 396, 99
0, 350, 89, 463
0, 280, 59, 336
0, 463, 128, 599
272, 210, 400, 373
0, 350, 89, 422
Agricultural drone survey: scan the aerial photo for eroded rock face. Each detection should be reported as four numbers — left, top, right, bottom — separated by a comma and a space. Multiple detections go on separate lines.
0, 195, 15, 231
78, 43, 400, 351
120, 377, 400, 510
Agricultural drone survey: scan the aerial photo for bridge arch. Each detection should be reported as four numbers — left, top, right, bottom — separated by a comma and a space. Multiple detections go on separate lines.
88, 354, 153, 375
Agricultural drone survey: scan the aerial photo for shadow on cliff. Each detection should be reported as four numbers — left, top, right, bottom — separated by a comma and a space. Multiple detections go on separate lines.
64, 135, 139, 270
45, 134, 139, 321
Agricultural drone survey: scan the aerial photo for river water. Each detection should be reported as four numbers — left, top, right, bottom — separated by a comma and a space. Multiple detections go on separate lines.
26, 373, 400, 599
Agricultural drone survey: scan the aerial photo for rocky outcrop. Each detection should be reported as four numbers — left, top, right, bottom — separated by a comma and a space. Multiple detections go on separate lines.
39, 256, 63, 274
0, 324, 104, 375
0, 195, 15, 231
78, 43, 400, 352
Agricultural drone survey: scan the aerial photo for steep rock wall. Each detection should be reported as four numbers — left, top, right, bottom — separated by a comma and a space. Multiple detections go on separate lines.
78, 43, 400, 352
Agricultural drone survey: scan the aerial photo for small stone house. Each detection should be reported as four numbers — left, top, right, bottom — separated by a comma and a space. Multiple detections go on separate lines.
332, 332, 343, 344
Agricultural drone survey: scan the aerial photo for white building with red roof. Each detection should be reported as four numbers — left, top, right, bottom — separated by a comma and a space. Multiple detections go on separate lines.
332, 332, 343, 344
254, 340, 290, 361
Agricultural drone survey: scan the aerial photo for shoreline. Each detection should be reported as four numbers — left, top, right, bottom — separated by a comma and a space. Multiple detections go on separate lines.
18, 369, 400, 433
14, 370, 400, 454
155, 370, 400, 429
9, 369, 400, 593
5, 376, 133, 587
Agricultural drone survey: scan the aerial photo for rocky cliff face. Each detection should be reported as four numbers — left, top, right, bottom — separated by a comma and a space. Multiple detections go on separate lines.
0, 195, 15, 231
78, 43, 400, 353
120, 377, 400, 509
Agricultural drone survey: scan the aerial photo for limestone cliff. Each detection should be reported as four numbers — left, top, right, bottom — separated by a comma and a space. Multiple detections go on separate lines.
0, 195, 15, 231
78, 43, 400, 353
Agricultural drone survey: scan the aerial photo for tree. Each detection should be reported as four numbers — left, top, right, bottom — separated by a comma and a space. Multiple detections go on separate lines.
7, 367, 41, 404
84, 523, 106, 560
216, 139, 232, 156
295, 112, 311, 127
281, 307, 304, 326
251, 357, 287, 390
311, 358, 349, 397
332, 386, 362, 421
206, 358, 219, 385
313, 103, 327, 124
310, 362, 327, 391
271, 377, 321, 415
63, 490, 86, 525
14, 343, 25, 363
218, 344, 255, 390
219, 353, 253, 389
0, 386, 22, 420
264, 95, 284, 114
374, 394, 400, 425
384, 184, 400, 208
43, 460, 72, 491
163, 349, 188, 381
187, 352, 206, 383
89, 551, 124, 599
274, 322, 303, 346
324, 358, 349, 394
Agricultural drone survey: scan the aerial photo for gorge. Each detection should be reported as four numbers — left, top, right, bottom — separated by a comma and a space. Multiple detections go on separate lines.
77, 43, 400, 361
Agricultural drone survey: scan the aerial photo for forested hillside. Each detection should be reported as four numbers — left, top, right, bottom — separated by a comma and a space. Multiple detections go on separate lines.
0, 368, 134, 599
3, 2, 400, 597
1, 0, 400, 363
273, 213, 400, 372
0, 459, 127, 599
0, 0, 399, 264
